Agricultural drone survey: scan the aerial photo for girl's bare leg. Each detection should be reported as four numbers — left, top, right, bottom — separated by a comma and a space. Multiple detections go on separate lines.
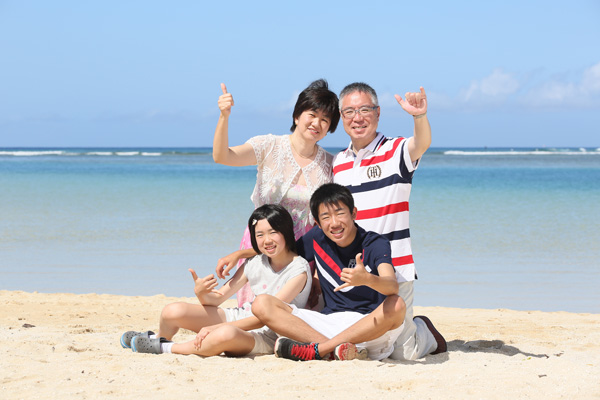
158, 302, 227, 340
171, 325, 256, 357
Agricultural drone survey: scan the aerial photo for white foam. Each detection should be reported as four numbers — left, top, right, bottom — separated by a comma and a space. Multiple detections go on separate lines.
0, 150, 66, 156
444, 149, 600, 156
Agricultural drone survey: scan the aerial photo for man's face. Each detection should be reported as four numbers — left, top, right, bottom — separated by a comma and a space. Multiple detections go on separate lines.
316, 201, 357, 248
340, 91, 380, 151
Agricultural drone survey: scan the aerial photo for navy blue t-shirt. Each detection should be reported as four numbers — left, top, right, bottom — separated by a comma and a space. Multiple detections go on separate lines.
297, 224, 392, 315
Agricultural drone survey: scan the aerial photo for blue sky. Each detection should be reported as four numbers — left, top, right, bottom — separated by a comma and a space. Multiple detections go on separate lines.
1, 1, 599, 148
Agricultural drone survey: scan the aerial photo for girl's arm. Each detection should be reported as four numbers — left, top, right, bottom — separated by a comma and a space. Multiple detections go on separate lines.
189, 262, 249, 306
212, 83, 258, 167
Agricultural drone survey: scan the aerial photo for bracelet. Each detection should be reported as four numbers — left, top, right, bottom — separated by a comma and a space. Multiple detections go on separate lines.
413, 113, 427, 119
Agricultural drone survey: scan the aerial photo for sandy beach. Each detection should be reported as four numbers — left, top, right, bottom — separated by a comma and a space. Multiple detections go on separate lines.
1, 290, 598, 399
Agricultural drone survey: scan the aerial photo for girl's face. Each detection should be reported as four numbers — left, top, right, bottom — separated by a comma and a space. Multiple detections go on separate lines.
254, 219, 287, 259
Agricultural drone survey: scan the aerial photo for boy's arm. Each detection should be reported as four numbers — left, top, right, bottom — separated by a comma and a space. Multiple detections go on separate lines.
216, 248, 258, 279
335, 253, 399, 295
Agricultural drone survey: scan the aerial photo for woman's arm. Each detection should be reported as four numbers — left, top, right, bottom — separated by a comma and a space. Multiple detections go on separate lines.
212, 83, 258, 167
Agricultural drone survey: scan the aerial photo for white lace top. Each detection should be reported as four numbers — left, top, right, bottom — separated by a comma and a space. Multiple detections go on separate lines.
247, 134, 333, 232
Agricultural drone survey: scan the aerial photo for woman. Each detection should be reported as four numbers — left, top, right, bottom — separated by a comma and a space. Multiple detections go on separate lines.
213, 79, 339, 306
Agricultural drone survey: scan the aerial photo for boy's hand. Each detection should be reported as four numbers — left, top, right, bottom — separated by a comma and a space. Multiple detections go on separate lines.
334, 253, 371, 292
215, 252, 241, 279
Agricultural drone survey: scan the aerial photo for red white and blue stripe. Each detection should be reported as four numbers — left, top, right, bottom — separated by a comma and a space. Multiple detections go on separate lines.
333, 133, 418, 282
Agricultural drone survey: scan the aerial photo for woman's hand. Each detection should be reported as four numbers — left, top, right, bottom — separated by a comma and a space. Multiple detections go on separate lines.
218, 83, 234, 118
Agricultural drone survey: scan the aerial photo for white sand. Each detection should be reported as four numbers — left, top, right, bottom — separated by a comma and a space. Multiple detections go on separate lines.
1, 290, 599, 399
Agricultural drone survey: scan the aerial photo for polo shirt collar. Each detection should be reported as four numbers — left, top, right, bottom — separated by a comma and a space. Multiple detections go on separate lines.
345, 132, 385, 157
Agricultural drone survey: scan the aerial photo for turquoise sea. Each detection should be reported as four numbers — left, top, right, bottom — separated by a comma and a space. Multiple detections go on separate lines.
1, 147, 599, 313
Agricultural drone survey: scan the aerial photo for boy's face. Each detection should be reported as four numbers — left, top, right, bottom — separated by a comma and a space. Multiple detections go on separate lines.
316, 201, 357, 248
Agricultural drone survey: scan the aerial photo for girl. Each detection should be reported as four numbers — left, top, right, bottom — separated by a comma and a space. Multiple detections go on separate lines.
120, 204, 311, 357
213, 79, 339, 306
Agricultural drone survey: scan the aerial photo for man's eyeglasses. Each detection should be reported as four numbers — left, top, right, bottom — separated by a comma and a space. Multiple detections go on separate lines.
341, 106, 378, 119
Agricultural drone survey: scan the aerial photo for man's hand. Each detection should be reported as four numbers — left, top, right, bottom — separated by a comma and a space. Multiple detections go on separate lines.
189, 269, 222, 298
334, 253, 371, 292
395, 86, 427, 116
218, 83, 234, 118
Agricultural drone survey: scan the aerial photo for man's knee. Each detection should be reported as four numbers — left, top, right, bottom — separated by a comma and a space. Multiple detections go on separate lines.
383, 295, 406, 328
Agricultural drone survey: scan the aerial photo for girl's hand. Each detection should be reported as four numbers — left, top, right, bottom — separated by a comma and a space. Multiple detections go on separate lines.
194, 324, 220, 350
189, 269, 222, 298
218, 83, 234, 118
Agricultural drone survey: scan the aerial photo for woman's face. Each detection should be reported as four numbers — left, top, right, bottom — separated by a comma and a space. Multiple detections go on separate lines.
254, 219, 287, 259
294, 109, 331, 143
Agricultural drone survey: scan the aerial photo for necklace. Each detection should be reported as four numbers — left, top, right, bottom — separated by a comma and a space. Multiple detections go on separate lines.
289, 136, 317, 159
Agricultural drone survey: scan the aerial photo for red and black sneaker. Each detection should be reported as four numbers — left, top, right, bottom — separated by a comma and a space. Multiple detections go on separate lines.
274, 337, 323, 361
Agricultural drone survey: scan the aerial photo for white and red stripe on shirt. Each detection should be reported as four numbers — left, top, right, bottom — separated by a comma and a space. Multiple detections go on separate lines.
333, 133, 418, 282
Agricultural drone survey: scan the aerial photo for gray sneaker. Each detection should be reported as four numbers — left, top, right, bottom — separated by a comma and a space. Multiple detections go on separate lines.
120, 330, 155, 349
131, 336, 172, 354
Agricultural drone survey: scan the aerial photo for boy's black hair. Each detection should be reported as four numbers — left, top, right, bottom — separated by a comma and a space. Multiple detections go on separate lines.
248, 204, 297, 254
309, 183, 355, 224
290, 79, 340, 134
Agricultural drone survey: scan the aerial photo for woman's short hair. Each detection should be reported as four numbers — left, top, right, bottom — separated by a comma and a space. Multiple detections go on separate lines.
290, 79, 340, 134
248, 204, 297, 254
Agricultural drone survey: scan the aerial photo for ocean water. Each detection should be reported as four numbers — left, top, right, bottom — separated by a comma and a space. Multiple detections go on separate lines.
1, 147, 599, 313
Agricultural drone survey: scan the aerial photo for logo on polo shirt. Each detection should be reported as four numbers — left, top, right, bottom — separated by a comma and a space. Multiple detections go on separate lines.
366, 165, 381, 180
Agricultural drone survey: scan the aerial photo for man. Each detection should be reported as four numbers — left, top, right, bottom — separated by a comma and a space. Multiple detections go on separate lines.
333, 83, 446, 360
251, 183, 406, 361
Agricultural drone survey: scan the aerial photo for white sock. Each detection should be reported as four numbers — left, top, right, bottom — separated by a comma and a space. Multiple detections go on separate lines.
160, 342, 173, 354
149, 334, 157, 339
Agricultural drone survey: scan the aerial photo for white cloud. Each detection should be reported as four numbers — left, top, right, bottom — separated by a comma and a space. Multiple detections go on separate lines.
521, 62, 600, 108
459, 68, 520, 104
581, 62, 600, 94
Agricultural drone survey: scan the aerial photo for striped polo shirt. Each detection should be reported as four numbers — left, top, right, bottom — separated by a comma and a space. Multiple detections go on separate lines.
333, 132, 418, 282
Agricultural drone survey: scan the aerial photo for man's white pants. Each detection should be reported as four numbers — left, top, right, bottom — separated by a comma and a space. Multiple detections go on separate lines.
389, 281, 438, 360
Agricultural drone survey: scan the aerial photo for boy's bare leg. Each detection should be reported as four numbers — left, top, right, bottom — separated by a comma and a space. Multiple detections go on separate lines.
251, 294, 329, 343
252, 294, 405, 356
316, 295, 406, 355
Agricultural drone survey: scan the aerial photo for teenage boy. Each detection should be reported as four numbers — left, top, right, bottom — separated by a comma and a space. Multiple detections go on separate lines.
250, 183, 406, 361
